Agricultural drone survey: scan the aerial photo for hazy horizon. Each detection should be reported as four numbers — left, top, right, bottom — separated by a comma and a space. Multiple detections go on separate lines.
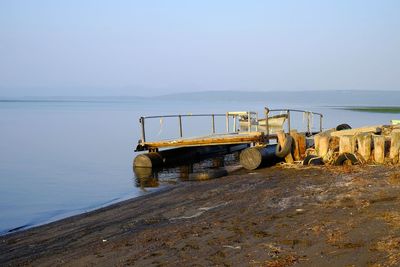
1, 89, 400, 99
1, 1, 400, 96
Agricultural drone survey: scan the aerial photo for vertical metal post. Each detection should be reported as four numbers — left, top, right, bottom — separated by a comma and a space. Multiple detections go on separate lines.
233, 115, 237, 132
247, 111, 251, 132
255, 112, 259, 132
212, 114, 215, 134
140, 117, 146, 143
265, 108, 270, 137
287, 110, 291, 133
320, 114, 323, 132
178, 115, 183, 137
226, 113, 229, 133
307, 112, 311, 134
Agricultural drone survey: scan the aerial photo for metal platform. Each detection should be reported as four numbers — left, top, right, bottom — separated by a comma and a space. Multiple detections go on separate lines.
134, 108, 323, 152
135, 132, 269, 151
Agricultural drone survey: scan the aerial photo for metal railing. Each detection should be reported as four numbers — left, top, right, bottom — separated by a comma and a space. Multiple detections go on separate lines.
138, 111, 258, 144
264, 108, 323, 136
138, 109, 323, 145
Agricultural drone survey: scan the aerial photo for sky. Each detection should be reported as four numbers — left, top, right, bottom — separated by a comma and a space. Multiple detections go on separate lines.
0, 0, 399, 96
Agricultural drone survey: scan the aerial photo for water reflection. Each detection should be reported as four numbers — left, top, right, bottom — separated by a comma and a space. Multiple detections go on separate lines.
133, 153, 239, 189
133, 167, 159, 188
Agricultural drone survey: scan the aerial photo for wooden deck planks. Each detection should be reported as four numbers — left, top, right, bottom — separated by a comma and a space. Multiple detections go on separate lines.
141, 132, 268, 149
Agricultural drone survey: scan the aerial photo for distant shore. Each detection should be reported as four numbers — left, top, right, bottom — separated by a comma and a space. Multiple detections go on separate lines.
2, 165, 400, 266
341, 106, 400, 114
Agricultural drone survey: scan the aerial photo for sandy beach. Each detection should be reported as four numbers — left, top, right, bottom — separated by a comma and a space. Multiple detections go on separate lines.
1, 165, 400, 266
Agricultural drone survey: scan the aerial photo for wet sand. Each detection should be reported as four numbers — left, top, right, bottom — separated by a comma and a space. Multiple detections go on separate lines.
2, 165, 400, 266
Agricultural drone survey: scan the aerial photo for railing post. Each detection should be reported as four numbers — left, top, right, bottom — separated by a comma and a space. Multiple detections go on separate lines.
140, 117, 146, 143
255, 112, 259, 132
212, 114, 215, 134
178, 115, 183, 137
247, 111, 251, 132
226, 113, 229, 133
307, 112, 311, 134
287, 110, 291, 133
320, 115, 323, 132
265, 108, 270, 137
233, 115, 237, 132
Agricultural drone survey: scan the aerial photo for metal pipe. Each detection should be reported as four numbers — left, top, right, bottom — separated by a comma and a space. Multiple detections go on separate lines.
287, 110, 291, 133
307, 112, 311, 134
267, 109, 323, 117
143, 113, 227, 119
248, 111, 251, 132
255, 112, 259, 132
265, 108, 270, 137
178, 115, 183, 137
226, 113, 229, 133
212, 114, 215, 134
140, 117, 146, 143
233, 115, 237, 132
320, 115, 323, 132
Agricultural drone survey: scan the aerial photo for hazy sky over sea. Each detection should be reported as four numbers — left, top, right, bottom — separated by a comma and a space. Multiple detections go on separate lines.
0, 0, 399, 96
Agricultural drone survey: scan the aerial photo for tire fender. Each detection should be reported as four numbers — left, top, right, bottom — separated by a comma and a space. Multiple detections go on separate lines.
275, 135, 294, 158
334, 153, 359, 166
336, 124, 352, 131
303, 155, 324, 165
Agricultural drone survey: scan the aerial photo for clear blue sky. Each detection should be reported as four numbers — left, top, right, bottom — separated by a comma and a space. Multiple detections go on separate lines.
0, 0, 399, 96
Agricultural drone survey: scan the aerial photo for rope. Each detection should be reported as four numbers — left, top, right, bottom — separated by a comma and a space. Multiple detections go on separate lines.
323, 150, 336, 164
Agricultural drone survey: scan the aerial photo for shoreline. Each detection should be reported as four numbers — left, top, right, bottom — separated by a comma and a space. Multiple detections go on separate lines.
2, 165, 400, 266
1, 184, 175, 237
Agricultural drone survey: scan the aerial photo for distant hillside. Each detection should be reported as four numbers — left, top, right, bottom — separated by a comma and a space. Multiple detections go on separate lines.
154, 90, 400, 106
2, 90, 399, 107
0, 95, 146, 103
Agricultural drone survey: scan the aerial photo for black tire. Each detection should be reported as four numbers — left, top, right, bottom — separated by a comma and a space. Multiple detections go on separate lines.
334, 153, 359, 166
336, 124, 352, 131
275, 135, 294, 158
303, 155, 324, 165
303, 155, 316, 165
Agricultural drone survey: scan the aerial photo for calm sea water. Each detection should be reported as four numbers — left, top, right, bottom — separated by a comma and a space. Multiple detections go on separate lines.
0, 96, 398, 234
